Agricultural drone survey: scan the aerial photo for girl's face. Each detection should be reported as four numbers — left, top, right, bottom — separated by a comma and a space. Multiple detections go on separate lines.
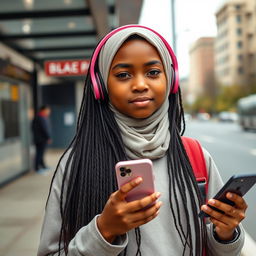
107, 39, 167, 119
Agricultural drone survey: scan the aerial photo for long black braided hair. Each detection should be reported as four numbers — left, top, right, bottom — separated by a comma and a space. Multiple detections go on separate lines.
46, 35, 207, 256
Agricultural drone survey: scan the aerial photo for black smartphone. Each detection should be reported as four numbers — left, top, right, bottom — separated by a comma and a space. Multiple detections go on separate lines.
198, 174, 256, 219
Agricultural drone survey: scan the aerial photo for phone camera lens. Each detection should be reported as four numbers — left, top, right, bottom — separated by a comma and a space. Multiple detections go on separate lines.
120, 167, 126, 172
126, 169, 131, 174
120, 172, 126, 177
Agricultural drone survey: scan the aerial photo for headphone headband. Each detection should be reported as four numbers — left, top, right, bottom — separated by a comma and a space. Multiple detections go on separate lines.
89, 25, 179, 100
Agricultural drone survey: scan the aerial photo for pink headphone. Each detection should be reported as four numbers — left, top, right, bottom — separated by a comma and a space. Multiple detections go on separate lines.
89, 24, 179, 100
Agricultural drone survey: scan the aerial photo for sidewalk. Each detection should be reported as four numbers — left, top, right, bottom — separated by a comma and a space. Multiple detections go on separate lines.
0, 149, 63, 256
0, 149, 255, 256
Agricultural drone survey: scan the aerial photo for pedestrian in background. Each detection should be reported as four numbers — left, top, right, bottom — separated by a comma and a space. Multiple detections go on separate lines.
32, 105, 52, 173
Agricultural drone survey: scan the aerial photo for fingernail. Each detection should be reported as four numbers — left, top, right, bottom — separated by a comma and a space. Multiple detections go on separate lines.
202, 205, 208, 211
227, 193, 233, 198
155, 192, 161, 198
209, 199, 215, 205
135, 177, 142, 184
157, 201, 163, 207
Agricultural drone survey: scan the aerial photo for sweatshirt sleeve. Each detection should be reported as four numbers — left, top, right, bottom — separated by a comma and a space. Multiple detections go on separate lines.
37, 151, 128, 256
202, 148, 245, 256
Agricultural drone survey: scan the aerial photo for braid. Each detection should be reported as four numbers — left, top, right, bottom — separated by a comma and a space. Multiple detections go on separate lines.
167, 90, 207, 255
178, 88, 186, 135
135, 228, 142, 256
47, 66, 127, 254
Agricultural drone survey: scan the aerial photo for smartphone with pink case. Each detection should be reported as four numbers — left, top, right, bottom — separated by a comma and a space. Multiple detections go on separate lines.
115, 159, 155, 202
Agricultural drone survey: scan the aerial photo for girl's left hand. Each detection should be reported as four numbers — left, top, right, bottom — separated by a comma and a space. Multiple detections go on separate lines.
201, 192, 247, 241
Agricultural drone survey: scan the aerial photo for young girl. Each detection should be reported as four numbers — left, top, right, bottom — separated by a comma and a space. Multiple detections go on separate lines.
38, 25, 246, 256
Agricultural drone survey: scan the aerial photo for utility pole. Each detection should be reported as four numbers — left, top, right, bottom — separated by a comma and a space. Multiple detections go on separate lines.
171, 0, 176, 53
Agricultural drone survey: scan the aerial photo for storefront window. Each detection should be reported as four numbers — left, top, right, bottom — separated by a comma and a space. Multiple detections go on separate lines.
0, 82, 20, 141
0, 58, 32, 185
0, 78, 32, 185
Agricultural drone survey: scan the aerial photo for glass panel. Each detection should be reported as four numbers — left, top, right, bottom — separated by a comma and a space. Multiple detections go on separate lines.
19, 82, 32, 171
236, 15, 242, 23
0, 79, 31, 184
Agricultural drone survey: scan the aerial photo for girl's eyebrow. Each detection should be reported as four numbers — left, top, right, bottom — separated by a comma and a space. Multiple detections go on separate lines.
112, 60, 162, 70
112, 63, 132, 70
144, 60, 162, 67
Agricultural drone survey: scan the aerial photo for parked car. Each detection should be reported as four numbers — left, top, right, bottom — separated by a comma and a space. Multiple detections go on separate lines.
184, 113, 192, 122
218, 111, 238, 122
197, 112, 211, 121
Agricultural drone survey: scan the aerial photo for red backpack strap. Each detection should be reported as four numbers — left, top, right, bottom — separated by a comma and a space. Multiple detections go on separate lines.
181, 136, 208, 203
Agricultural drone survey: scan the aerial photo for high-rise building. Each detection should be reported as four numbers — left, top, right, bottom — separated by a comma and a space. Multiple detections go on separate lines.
188, 37, 215, 104
215, 0, 256, 86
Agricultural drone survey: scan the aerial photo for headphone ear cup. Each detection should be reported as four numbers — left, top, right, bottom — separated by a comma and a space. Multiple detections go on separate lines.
91, 62, 105, 100
95, 74, 103, 99
91, 71, 101, 100
170, 65, 176, 94
171, 67, 179, 94
96, 71, 108, 99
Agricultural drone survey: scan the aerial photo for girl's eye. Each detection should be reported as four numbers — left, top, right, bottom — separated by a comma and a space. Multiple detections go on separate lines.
147, 70, 161, 77
115, 72, 131, 80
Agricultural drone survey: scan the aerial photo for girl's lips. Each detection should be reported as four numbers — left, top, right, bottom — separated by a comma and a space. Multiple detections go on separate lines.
129, 97, 152, 107
129, 97, 152, 103
132, 100, 151, 107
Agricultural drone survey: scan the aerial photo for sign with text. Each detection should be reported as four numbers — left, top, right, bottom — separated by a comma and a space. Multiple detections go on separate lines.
44, 60, 90, 76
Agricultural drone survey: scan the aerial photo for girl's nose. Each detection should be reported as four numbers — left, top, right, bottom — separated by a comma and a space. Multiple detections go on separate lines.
131, 75, 149, 92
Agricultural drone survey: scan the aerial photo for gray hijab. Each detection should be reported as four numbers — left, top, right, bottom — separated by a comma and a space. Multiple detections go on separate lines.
98, 27, 173, 159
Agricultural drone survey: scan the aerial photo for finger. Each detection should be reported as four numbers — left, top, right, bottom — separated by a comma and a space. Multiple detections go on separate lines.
132, 209, 160, 228
210, 219, 237, 241
202, 205, 244, 229
214, 204, 246, 221
226, 193, 248, 210
201, 204, 227, 223
210, 217, 229, 230
201, 202, 233, 224
210, 218, 236, 238
130, 201, 163, 222
206, 199, 236, 217
202, 203, 241, 229
210, 216, 239, 235
116, 177, 143, 200
206, 198, 245, 218
127, 192, 161, 212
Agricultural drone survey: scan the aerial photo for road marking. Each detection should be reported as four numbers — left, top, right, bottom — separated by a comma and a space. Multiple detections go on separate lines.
250, 149, 256, 156
199, 135, 215, 143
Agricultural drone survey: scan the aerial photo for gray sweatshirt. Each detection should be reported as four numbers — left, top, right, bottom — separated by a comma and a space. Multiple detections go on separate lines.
37, 148, 244, 256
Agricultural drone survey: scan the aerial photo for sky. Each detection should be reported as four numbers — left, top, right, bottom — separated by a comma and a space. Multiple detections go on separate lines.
139, 0, 227, 78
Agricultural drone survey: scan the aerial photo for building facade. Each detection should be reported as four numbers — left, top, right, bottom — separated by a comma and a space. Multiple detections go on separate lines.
215, 0, 256, 86
188, 37, 215, 104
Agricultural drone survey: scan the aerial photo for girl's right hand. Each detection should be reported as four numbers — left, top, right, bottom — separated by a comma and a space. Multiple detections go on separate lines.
97, 177, 162, 243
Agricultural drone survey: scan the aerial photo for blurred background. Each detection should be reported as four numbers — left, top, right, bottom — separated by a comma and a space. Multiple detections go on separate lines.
0, 0, 255, 255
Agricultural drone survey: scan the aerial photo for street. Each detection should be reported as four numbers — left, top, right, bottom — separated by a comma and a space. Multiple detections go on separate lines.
184, 119, 256, 240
